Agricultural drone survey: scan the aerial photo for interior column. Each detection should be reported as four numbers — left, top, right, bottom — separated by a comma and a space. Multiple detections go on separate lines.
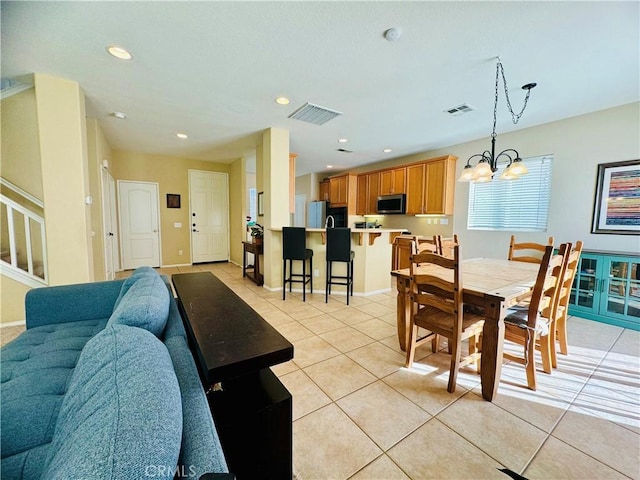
259, 127, 289, 290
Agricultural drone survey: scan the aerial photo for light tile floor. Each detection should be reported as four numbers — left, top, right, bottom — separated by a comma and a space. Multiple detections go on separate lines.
3, 262, 639, 479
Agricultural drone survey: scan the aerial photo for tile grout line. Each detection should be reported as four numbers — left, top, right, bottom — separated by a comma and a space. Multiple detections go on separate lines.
519, 324, 629, 477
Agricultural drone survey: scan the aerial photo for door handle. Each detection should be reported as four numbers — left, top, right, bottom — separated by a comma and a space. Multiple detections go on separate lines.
108, 232, 114, 237
193, 229, 199, 233
153, 229, 158, 233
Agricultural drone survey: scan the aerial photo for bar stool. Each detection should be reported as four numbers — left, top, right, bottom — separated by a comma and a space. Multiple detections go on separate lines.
282, 227, 313, 301
325, 227, 354, 305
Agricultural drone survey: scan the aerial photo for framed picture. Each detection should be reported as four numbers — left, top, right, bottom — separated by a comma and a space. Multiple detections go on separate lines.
591, 159, 640, 235
257, 191, 264, 216
166, 193, 181, 209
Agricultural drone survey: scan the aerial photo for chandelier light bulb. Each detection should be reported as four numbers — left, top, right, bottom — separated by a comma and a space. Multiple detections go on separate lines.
458, 165, 475, 182
474, 162, 493, 178
508, 159, 529, 176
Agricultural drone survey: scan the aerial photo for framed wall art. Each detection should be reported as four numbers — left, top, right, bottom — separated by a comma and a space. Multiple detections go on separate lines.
591, 159, 640, 235
166, 193, 181, 209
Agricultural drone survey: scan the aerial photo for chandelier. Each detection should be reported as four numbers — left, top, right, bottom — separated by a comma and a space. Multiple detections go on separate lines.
458, 58, 537, 183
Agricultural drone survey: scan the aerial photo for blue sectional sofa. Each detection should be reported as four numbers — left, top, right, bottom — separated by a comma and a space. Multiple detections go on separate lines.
0, 267, 229, 479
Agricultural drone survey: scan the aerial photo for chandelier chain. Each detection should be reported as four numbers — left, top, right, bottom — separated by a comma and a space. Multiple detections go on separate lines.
497, 61, 532, 125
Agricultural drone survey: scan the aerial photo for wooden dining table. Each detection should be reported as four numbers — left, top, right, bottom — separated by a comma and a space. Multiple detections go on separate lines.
391, 257, 540, 401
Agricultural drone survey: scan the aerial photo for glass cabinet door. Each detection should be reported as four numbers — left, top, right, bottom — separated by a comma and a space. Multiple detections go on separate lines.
570, 255, 600, 313
601, 258, 640, 320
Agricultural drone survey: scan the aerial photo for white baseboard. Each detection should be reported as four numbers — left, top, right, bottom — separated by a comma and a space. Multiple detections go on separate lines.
1, 320, 26, 328
261, 286, 391, 296
159, 263, 192, 268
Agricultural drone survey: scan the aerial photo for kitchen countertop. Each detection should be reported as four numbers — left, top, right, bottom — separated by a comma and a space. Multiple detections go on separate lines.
269, 227, 407, 246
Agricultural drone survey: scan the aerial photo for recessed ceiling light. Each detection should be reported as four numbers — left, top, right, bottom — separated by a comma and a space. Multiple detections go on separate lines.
338, 138, 348, 143
176, 133, 188, 139
275, 96, 290, 105
383, 148, 392, 153
111, 111, 127, 119
106, 45, 133, 61
326, 165, 334, 169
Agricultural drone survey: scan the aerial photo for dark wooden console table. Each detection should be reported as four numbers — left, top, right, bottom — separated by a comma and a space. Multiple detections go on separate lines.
172, 272, 293, 479
242, 241, 263, 286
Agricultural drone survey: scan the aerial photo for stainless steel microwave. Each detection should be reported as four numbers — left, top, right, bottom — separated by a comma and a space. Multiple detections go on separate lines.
377, 194, 406, 214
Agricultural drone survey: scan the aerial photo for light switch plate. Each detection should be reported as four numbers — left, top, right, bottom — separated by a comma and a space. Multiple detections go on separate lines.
174, 222, 182, 228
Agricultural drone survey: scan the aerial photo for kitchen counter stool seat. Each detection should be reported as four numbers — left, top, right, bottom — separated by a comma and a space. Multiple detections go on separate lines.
282, 227, 313, 301
325, 228, 355, 305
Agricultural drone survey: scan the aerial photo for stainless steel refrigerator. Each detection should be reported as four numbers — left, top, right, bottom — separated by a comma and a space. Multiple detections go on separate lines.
307, 201, 327, 228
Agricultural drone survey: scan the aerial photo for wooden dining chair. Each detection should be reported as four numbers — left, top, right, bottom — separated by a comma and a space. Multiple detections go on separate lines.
416, 236, 438, 254
508, 235, 555, 264
503, 243, 570, 390
435, 234, 459, 259
405, 246, 485, 393
551, 240, 584, 365
392, 236, 417, 270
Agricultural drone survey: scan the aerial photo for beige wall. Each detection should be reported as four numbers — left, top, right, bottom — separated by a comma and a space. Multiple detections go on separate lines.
0, 276, 30, 324
35, 73, 93, 285
0, 86, 45, 273
111, 150, 234, 266
335, 102, 640, 258
86, 118, 113, 280
295, 172, 321, 203
0, 84, 43, 199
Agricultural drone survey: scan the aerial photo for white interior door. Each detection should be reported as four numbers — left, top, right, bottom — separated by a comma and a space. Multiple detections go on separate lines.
118, 181, 161, 269
190, 170, 229, 263
101, 168, 119, 279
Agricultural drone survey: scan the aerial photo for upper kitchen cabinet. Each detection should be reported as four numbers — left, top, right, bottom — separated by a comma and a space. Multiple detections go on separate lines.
356, 172, 380, 215
319, 179, 330, 202
406, 156, 457, 215
329, 174, 357, 211
379, 167, 406, 195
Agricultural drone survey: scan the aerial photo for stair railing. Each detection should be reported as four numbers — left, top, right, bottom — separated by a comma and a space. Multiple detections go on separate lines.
0, 188, 48, 286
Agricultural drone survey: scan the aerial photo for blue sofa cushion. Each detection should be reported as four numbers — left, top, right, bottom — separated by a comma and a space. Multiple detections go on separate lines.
113, 266, 157, 310
108, 270, 170, 337
0, 318, 108, 480
42, 324, 183, 479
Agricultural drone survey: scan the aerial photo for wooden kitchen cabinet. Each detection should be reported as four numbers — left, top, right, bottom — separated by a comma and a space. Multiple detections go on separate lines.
367, 172, 380, 214
356, 172, 380, 215
425, 158, 456, 214
329, 174, 357, 211
319, 179, 330, 202
405, 156, 456, 215
379, 167, 406, 195
330, 175, 348, 206
356, 175, 367, 215
405, 163, 426, 215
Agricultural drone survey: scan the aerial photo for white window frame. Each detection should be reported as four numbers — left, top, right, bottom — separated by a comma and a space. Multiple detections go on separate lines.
467, 155, 553, 232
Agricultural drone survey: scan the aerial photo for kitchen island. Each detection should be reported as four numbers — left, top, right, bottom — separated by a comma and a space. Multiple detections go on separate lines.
270, 228, 406, 296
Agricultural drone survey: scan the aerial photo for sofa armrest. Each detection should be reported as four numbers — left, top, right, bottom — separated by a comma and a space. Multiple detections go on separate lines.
26, 280, 124, 329
164, 335, 229, 478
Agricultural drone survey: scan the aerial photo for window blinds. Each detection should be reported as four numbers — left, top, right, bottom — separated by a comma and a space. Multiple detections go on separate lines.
467, 155, 553, 231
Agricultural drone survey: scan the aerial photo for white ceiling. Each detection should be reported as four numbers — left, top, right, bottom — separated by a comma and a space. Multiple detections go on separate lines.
2, 1, 638, 176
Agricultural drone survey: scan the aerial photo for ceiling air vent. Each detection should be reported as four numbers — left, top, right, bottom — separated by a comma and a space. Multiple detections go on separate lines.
445, 103, 476, 116
289, 102, 343, 125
